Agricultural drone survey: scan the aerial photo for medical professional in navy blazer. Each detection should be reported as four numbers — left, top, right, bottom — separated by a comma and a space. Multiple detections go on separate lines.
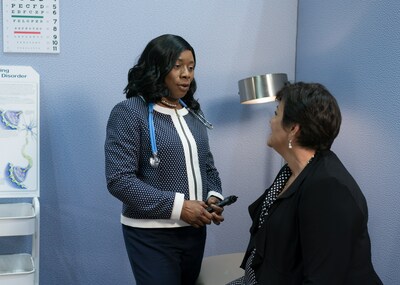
105, 34, 224, 285
228, 82, 383, 285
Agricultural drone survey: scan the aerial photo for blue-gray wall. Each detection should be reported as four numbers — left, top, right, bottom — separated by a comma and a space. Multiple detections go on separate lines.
0, 1, 297, 284
296, 1, 400, 284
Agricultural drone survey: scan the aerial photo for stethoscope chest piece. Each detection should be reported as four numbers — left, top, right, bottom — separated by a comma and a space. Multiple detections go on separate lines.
150, 153, 160, 168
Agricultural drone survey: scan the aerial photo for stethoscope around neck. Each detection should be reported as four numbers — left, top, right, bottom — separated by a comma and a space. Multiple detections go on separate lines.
148, 99, 213, 168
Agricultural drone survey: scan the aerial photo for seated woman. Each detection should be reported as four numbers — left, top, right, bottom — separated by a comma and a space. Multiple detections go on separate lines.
228, 82, 383, 285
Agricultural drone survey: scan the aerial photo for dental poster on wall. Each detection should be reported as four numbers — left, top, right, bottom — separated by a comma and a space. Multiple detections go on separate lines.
0, 66, 40, 197
2, 0, 60, 53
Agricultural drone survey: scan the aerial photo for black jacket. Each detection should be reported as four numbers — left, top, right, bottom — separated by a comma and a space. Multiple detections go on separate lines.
242, 150, 383, 284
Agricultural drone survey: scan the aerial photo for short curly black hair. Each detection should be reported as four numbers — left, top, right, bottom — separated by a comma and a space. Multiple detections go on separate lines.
124, 34, 199, 110
276, 82, 342, 151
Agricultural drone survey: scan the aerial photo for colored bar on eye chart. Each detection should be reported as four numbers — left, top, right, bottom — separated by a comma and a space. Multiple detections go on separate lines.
2, 0, 60, 54
14, 32, 42, 35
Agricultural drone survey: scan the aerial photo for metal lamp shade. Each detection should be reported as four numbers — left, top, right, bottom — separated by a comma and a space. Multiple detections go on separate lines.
238, 73, 288, 104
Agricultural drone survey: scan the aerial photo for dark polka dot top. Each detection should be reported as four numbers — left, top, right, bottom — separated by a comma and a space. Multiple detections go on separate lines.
105, 97, 222, 228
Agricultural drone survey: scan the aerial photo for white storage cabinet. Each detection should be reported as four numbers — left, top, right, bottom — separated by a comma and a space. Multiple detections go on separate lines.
0, 198, 40, 285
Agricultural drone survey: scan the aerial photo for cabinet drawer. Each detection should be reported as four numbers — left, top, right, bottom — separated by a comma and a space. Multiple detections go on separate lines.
0, 203, 35, 236
0, 253, 34, 285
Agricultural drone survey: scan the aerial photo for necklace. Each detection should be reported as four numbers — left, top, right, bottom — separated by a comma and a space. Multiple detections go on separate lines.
160, 98, 178, 108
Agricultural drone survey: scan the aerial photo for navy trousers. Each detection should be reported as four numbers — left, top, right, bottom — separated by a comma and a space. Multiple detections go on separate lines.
122, 225, 206, 285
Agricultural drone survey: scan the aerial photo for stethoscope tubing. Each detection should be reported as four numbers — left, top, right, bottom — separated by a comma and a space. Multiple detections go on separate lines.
147, 99, 213, 168
148, 103, 160, 168
179, 99, 213, 130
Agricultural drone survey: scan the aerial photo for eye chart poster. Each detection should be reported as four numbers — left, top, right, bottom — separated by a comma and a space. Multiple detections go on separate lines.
0, 66, 40, 197
3, 0, 60, 53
